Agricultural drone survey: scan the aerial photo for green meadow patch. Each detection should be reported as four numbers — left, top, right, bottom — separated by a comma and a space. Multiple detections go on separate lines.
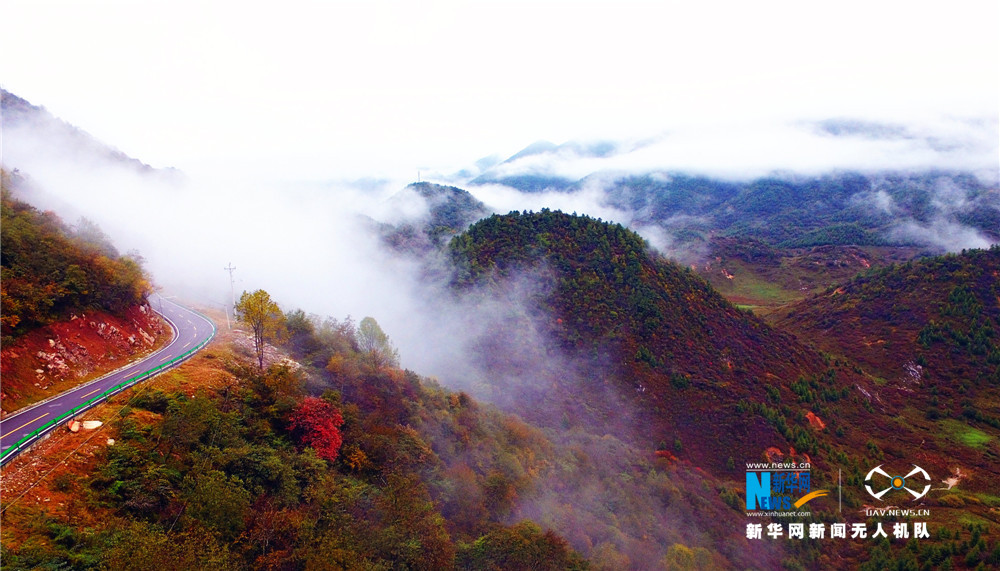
938, 418, 992, 449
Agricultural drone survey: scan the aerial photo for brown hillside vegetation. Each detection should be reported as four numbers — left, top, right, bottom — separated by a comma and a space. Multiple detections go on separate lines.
775, 247, 1000, 386
773, 247, 1000, 489
448, 211, 867, 474
1, 177, 151, 341
0, 307, 784, 569
3, 273, 999, 568
1, 171, 165, 414
448, 212, 1000, 568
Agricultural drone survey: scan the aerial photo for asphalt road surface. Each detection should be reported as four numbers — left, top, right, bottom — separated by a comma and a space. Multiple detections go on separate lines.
0, 295, 215, 465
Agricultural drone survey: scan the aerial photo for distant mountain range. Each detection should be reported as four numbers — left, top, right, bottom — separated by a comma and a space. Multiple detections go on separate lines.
464, 141, 997, 248
455, 131, 999, 257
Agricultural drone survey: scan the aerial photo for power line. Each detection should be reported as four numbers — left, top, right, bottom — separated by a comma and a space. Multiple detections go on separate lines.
224, 262, 237, 329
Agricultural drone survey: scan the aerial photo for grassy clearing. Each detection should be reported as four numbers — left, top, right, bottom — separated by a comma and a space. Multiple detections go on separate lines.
974, 493, 1000, 507
938, 418, 993, 449
736, 278, 800, 304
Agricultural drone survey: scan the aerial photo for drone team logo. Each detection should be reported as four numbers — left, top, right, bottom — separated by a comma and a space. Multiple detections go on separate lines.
864, 464, 931, 501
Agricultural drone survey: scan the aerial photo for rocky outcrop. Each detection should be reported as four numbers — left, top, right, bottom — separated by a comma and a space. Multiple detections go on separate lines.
1, 303, 166, 414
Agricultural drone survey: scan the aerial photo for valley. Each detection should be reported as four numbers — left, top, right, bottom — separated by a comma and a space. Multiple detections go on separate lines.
2, 81, 999, 569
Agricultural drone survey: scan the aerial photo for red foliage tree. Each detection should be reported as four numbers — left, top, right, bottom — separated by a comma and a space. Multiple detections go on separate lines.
288, 396, 344, 462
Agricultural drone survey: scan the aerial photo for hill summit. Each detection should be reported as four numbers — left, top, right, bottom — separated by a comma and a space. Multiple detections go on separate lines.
448, 210, 843, 472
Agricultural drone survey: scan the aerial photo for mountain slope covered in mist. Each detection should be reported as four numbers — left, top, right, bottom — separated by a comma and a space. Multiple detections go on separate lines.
4, 84, 999, 569
450, 210, 820, 379
1, 332, 593, 569
0, 172, 151, 340
2, 308, 767, 570
380, 182, 491, 253
602, 171, 999, 248
0, 171, 166, 413
445, 212, 1000, 516
447, 210, 857, 473
1, 89, 169, 176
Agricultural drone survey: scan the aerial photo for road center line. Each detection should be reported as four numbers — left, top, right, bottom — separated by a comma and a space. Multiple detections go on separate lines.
79, 387, 104, 399
1, 413, 49, 439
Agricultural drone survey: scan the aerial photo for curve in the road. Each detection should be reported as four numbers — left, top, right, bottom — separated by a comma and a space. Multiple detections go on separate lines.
0, 295, 216, 466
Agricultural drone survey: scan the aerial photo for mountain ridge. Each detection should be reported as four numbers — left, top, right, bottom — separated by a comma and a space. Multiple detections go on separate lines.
1, 89, 180, 180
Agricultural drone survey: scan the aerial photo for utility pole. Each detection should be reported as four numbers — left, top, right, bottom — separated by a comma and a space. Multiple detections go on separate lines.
224, 262, 237, 329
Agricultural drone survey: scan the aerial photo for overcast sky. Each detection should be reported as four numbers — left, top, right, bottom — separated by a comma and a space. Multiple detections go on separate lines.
3, 0, 997, 181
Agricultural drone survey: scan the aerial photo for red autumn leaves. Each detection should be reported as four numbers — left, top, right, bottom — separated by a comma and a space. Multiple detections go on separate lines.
288, 396, 344, 462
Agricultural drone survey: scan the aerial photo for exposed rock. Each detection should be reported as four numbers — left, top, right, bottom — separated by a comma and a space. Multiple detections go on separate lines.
764, 447, 785, 463
2, 304, 168, 414
805, 411, 826, 430
939, 467, 963, 491
902, 361, 923, 385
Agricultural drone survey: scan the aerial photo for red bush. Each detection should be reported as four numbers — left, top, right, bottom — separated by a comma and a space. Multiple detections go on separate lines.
288, 396, 344, 462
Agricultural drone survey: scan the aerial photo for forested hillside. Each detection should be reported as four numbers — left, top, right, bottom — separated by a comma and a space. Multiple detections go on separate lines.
447, 210, 848, 473
445, 211, 1000, 569
2, 314, 747, 569
1, 171, 151, 342
777, 247, 1000, 384
1, 171, 161, 412
449, 210, 824, 380
5, 207, 1000, 569
773, 248, 1000, 481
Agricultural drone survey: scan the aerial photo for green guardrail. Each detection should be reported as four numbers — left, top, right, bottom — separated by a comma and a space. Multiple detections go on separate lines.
0, 312, 216, 466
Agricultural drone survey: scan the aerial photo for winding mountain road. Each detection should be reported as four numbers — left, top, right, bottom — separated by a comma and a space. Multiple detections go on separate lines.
0, 295, 216, 466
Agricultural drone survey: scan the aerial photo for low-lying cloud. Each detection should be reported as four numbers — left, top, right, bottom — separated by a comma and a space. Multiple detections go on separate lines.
469, 117, 999, 184
890, 218, 994, 252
